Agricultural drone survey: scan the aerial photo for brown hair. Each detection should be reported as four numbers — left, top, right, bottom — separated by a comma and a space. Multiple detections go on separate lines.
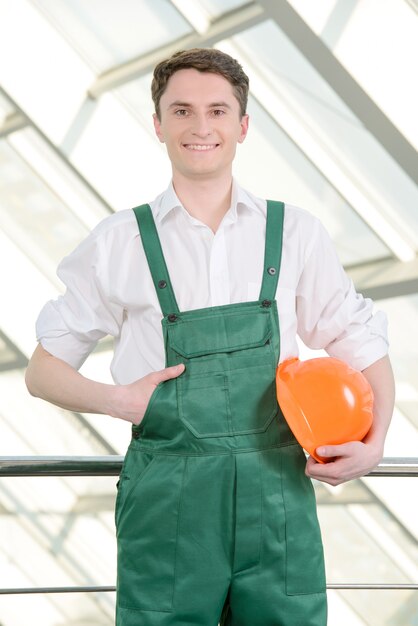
151, 48, 249, 119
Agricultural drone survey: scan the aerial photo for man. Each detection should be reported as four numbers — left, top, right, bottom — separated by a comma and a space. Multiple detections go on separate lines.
26, 48, 395, 625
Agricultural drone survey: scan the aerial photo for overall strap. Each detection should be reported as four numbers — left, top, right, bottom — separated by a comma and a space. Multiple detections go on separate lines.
259, 200, 285, 303
133, 204, 180, 316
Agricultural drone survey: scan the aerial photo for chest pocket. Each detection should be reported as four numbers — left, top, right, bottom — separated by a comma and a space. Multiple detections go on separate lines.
170, 309, 279, 438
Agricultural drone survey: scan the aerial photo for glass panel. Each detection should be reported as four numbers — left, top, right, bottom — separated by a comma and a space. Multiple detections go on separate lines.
1, 1, 96, 146
376, 295, 418, 433
0, 477, 117, 625
0, 93, 14, 124
0, 592, 116, 626
115, 72, 156, 131
316, 478, 418, 626
218, 21, 418, 258
9, 127, 111, 229
0, 139, 89, 284
0, 335, 16, 368
287, 0, 341, 32
235, 94, 389, 266
199, 0, 249, 18
0, 370, 125, 456
318, 498, 418, 584
33, 0, 192, 73
68, 91, 171, 207
287, 0, 418, 148
0, 332, 26, 372
328, 584, 418, 625
0, 227, 59, 357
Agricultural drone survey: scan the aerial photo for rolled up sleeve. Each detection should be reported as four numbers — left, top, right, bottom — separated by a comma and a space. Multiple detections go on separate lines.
36, 229, 123, 370
296, 218, 389, 371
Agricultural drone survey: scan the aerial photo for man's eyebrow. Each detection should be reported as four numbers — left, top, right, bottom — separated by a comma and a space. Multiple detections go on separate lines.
209, 101, 231, 109
168, 101, 191, 109
167, 101, 232, 109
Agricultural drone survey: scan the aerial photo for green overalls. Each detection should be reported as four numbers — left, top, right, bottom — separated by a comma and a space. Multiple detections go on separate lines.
114, 201, 327, 626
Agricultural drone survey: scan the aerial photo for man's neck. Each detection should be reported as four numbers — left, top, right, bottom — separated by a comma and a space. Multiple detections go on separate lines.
172, 173, 233, 234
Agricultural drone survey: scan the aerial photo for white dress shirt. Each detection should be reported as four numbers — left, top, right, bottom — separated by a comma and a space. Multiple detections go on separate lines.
36, 180, 389, 385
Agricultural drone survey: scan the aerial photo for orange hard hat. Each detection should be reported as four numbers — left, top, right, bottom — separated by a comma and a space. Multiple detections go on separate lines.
276, 357, 374, 463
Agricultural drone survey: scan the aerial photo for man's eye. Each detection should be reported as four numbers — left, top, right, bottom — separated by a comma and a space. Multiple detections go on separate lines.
212, 109, 226, 116
175, 109, 188, 116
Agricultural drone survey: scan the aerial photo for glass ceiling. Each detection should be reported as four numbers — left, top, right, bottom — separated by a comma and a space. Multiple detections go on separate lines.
198, 0, 248, 17
0, 1, 417, 625
0, 139, 90, 283
0, 93, 15, 123
32, 0, 193, 73
289, 0, 418, 149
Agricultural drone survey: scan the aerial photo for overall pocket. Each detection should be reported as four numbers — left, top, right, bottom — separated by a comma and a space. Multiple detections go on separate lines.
116, 454, 185, 612
177, 371, 230, 438
172, 308, 279, 438
131, 381, 164, 436
177, 360, 278, 437
281, 444, 326, 595
115, 448, 156, 529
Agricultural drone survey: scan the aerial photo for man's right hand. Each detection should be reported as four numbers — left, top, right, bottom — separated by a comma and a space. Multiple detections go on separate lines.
111, 363, 186, 425
25, 343, 186, 424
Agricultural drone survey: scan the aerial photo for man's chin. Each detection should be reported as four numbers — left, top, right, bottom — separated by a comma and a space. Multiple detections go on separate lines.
176, 166, 225, 181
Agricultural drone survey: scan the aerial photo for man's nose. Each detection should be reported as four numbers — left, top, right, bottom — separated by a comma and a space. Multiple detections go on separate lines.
191, 114, 212, 137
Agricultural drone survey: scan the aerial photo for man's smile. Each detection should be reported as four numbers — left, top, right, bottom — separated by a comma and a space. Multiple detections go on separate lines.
182, 143, 219, 151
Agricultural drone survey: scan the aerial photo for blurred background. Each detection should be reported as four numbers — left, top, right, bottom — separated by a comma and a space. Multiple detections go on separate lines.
0, 0, 417, 624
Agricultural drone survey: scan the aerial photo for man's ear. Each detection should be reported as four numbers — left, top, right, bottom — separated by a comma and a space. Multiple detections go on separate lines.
238, 114, 249, 144
153, 113, 165, 143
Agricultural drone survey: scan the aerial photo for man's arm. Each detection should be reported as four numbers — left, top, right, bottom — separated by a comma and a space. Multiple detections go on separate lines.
25, 343, 185, 424
305, 354, 395, 486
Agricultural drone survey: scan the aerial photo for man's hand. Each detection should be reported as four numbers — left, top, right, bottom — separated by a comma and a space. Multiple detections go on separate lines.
111, 363, 186, 425
305, 441, 383, 486
25, 344, 186, 423
306, 356, 395, 487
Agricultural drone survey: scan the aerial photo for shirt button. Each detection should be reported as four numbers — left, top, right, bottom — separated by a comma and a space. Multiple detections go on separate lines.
168, 314, 178, 322
261, 299, 272, 308
158, 280, 167, 289
267, 267, 276, 275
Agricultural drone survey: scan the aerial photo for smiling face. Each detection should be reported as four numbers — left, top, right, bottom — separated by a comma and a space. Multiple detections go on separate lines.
153, 68, 249, 182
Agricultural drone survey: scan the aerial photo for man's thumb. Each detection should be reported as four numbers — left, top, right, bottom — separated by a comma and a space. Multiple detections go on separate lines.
162, 363, 186, 380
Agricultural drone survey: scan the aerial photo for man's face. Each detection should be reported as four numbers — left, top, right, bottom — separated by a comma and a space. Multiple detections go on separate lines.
153, 68, 249, 181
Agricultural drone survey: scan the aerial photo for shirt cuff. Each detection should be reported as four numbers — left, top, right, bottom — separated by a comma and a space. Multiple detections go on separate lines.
36, 301, 98, 370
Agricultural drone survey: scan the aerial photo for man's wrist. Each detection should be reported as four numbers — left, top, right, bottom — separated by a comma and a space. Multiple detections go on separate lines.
363, 433, 384, 463
100, 382, 124, 419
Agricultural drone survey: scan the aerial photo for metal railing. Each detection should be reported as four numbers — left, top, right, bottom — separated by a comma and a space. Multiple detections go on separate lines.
0, 456, 417, 595
1, 455, 417, 477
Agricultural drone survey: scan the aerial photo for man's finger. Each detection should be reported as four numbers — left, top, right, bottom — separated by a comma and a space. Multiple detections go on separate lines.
152, 363, 186, 384
306, 456, 345, 483
315, 443, 352, 458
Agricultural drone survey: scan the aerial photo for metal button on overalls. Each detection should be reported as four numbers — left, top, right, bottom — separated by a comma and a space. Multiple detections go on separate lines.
114, 201, 327, 626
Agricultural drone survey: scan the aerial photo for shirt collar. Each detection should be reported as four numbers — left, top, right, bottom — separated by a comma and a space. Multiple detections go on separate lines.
154, 178, 265, 225
229, 179, 266, 222
153, 181, 182, 224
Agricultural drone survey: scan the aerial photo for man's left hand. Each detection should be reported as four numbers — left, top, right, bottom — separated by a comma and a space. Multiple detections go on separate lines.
305, 441, 383, 486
